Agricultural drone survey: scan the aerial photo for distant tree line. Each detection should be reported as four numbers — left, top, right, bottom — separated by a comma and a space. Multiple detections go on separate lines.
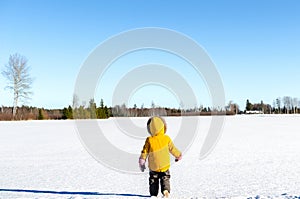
70, 98, 236, 119
0, 98, 235, 121
0, 106, 63, 120
272, 96, 300, 114
245, 96, 300, 114
71, 99, 110, 119
1, 96, 300, 120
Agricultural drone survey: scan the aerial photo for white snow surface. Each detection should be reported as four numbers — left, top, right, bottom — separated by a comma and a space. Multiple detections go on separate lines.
1, 115, 300, 199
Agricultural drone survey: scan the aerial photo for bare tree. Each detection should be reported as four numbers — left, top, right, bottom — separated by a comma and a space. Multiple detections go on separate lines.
151, 100, 156, 116
276, 97, 281, 114
72, 94, 79, 108
226, 100, 239, 114
2, 53, 33, 119
283, 96, 291, 114
226, 100, 233, 111
272, 100, 276, 114
292, 97, 298, 114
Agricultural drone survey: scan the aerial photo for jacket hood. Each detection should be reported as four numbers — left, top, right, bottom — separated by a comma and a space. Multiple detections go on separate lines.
147, 116, 167, 136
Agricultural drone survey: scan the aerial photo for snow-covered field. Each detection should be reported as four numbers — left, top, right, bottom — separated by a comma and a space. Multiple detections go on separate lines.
1, 115, 300, 199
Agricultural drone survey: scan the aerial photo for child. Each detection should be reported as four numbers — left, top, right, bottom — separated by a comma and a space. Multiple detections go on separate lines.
139, 116, 182, 198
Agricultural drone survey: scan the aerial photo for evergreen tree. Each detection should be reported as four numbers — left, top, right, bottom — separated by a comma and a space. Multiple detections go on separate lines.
260, 100, 264, 113
104, 105, 110, 117
62, 105, 73, 119
96, 99, 109, 119
100, 99, 104, 109
246, 99, 253, 111
38, 108, 44, 120
67, 105, 73, 119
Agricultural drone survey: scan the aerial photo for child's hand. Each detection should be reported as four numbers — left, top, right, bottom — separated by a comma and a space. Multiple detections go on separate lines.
140, 164, 146, 172
175, 154, 182, 162
139, 158, 146, 172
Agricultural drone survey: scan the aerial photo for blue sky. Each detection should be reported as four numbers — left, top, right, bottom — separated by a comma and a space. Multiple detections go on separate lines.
0, 0, 299, 109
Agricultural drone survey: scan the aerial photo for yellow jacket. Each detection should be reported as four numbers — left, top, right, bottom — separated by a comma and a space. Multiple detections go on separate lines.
140, 117, 181, 172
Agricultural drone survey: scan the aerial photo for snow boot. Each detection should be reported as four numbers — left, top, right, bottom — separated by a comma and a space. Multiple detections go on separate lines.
163, 190, 170, 198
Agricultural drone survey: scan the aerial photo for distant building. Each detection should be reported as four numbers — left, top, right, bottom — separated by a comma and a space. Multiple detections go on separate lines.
245, 110, 264, 114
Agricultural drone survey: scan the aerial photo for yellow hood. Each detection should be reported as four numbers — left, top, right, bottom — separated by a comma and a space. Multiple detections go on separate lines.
147, 116, 166, 136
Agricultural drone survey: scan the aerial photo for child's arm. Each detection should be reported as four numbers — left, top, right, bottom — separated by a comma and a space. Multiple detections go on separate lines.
168, 139, 182, 161
139, 138, 150, 172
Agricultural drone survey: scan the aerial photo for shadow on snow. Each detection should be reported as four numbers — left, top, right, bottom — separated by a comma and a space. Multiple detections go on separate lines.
0, 188, 150, 198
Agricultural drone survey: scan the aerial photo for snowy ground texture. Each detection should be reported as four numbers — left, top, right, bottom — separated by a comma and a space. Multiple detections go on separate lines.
1, 115, 300, 199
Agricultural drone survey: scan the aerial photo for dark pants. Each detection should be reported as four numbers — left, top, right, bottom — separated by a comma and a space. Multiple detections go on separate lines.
149, 170, 171, 196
